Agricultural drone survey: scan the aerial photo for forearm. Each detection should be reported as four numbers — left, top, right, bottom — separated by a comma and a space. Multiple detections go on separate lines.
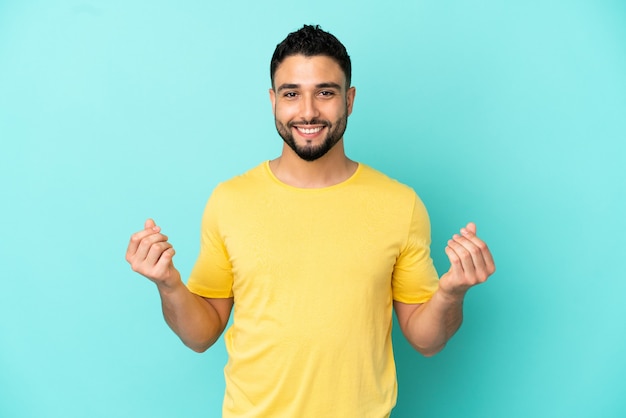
157, 280, 225, 353
126, 220, 230, 352
398, 289, 465, 357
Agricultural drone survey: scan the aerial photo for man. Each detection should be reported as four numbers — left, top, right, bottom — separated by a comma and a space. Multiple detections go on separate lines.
126, 25, 495, 418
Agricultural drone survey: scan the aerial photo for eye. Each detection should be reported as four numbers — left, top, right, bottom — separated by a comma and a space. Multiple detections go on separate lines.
283, 91, 298, 99
318, 90, 335, 97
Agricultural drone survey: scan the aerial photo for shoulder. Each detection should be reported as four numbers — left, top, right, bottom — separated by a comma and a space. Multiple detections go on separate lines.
356, 164, 419, 200
200, 162, 271, 218
354, 164, 430, 224
211, 162, 271, 198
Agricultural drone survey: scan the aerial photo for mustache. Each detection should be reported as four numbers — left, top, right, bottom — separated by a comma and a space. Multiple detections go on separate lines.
287, 119, 330, 128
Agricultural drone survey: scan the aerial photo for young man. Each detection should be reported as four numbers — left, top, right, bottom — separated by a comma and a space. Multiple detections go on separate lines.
126, 25, 495, 418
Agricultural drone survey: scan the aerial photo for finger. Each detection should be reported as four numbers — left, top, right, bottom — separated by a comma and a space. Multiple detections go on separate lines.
453, 234, 488, 271
460, 228, 496, 275
465, 222, 477, 235
126, 227, 161, 260
452, 234, 495, 282
144, 218, 159, 231
447, 237, 477, 277
444, 245, 463, 274
155, 247, 176, 272
145, 240, 173, 267
133, 232, 170, 264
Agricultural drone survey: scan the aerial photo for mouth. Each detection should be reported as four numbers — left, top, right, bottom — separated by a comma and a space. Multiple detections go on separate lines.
290, 120, 329, 142
295, 126, 324, 135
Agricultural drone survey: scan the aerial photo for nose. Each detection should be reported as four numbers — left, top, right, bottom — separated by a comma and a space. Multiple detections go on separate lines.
299, 93, 320, 122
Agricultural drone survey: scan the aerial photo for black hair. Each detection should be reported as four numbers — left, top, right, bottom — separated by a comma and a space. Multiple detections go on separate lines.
270, 25, 352, 88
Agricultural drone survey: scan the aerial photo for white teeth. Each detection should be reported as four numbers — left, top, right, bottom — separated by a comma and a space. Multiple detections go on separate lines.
298, 127, 323, 134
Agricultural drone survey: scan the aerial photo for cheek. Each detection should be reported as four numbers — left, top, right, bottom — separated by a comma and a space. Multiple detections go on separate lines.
274, 103, 297, 121
331, 102, 348, 120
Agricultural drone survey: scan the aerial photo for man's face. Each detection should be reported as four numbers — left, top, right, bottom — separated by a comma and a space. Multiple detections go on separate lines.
270, 55, 356, 162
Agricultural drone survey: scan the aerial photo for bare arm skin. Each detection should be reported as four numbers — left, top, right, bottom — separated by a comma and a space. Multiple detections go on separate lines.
126, 219, 233, 352
394, 222, 496, 357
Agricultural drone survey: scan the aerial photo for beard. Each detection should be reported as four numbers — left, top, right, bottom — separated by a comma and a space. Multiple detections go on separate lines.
274, 110, 348, 162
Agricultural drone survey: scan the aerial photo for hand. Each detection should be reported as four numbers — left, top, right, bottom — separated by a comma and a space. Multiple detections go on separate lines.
438, 222, 496, 299
126, 219, 181, 289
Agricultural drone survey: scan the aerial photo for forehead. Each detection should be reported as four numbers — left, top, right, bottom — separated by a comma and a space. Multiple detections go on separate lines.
274, 54, 346, 87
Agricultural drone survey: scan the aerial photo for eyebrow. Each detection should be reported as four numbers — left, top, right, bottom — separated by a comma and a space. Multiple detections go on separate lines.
276, 82, 343, 93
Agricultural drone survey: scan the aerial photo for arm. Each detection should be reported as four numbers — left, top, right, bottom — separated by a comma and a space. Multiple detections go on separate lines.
394, 222, 495, 357
126, 219, 233, 352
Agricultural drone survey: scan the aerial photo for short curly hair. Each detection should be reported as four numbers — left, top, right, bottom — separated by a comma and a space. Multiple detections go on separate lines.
270, 25, 352, 88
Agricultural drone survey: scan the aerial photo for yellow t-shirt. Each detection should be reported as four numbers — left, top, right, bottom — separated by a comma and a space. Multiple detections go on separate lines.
187, 162, 439, 418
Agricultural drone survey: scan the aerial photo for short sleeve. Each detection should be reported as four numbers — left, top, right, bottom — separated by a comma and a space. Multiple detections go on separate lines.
186, 187, 234, 298
392, 194, 440, 303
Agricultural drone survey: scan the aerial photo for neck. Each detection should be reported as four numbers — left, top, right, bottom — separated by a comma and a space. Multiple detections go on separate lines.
269, 140, 358, 188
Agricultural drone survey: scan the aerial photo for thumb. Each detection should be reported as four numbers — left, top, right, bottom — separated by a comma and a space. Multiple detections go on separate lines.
144, 218, 157, 230
466, 222, 477, 235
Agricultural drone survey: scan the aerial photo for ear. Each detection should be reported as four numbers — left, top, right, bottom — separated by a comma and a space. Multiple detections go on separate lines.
346, 86, 356, 116
269, 88, 276, 114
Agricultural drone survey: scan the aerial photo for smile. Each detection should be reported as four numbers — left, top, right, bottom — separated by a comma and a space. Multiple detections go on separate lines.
295, 126, 324, 135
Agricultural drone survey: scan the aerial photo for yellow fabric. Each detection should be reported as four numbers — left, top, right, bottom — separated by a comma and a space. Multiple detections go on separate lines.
187, 161, 439, 418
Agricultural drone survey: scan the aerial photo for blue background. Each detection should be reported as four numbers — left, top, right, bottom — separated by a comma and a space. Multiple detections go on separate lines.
1, 1, 625, 417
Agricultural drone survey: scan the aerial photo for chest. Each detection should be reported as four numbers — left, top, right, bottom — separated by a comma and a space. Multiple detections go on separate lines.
220, 194, 407, 299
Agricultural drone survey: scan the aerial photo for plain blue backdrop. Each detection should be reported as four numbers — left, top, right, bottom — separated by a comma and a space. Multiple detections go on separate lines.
1, 1, 625, 417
